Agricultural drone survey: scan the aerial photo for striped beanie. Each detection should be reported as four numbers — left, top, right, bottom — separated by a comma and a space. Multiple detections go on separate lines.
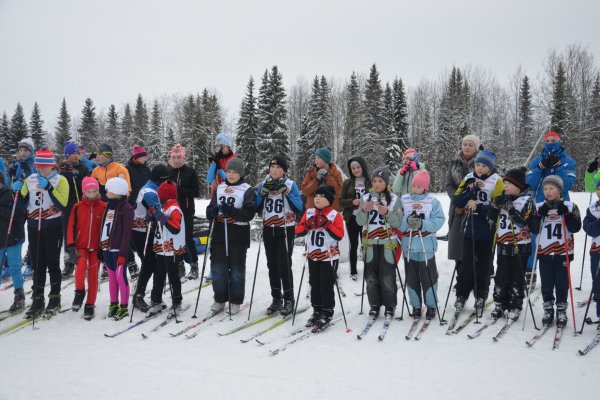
169, 144, 187, 159
474, 150, 496, 171
34, 146, 56, 167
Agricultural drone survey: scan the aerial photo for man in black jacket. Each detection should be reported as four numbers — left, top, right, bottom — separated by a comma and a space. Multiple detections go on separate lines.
168, 144, 201, 278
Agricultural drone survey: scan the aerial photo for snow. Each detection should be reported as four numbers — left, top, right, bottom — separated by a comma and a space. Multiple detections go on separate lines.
1, 193, 597, 400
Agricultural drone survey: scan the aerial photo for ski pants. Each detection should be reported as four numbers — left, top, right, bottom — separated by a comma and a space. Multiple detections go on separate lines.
74, 248, 100, 305
61, 207, 76, 270
591, 252, 600, 318
104, 251, 129, 305
347, 216, 362, 275
29, 225, 63, 296
365, 244, 398, 308
538, 255, 570, 305
183, 212, 198, 265
456, 238, 493, 300
131, 228, 157, 296
493, 254, 525, 311
1, 240, 24, 290
405, 256, 438, 309
210, 242, 247, 304
263, 226, 295, 302
308, 259, 336, 316
152, 254, 183, 306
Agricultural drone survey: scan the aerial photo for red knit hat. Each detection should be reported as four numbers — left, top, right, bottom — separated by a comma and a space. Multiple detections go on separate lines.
158, 180, 178, 201
403, 149, 417, 159
132, 144, 147, 159
545, 131, 561, 140
34, 145, 56, 167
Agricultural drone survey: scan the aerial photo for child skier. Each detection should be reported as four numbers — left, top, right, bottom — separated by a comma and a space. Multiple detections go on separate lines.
66, 177, 106, 320
340, 156, 370, 280
295, 185, 345, 330
399, 171, 445, 320
533, 175, 581, 327
17, 146, 70, 319
101, 177, 134, 321
453, 151, 503, 316
355, 167, 403, 318
206, 158, 255, 315
487, 168, 536, 321
255, 156, 303, 316
0, 171, 27, 312
582, 179, 600, 336
147, 180, 186, 318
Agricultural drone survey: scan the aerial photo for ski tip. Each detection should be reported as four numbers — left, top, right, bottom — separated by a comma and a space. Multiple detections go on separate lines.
356, 335, 363, 340
141, 333, 148, 339
378, 335, 384, 341
577, 350, 585, 355
255, 339, 266, 346
103, 334, 113, 338
269, 350, 279, 356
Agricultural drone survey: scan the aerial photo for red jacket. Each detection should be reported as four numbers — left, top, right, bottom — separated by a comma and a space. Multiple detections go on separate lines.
67, 196, 107, 250
295, 206, 344, 241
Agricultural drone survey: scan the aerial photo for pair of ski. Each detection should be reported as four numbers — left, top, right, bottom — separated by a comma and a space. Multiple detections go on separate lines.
169, 304, 249, 339
140, 304, 192, 338
405, 317, 432, 341
578, 335, 600, 356
466, 316, 517, 341
239, 307, 310, 345
0, 307, 64, 336
269, 312, 349, 355
525, 325, 565, 350
446, 300, 493, 336
356, 314, 393, 341
104, 305, 169, 338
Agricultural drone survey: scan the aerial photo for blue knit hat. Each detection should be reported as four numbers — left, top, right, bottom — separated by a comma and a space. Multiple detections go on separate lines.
314, 147, 332, 164
64, 141, 80, 158
474, 150, 496, 170
216, 132, 233, 148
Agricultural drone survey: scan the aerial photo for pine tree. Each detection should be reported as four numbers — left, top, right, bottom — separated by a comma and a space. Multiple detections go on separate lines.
119, 104, 135, 160
8, 103, 28, 155
180, 95, 199, 170
236, 76, 259, 184
0, 112, 10, 157
383, 83, 401, 171
550, 62, 571, 136
133, 94, 150, 146
590, 73, 600, 135
392, 77, 409, 150
104, 104, 119, 152
516, 75, 534, 162
29, 102, 45, 149
78, 98, 98, 151
295, 115, 311, 181
341, 72, 363, 166
148, 100, 162, 164
299, 76, 333, 172
363, 64, 384, 167
54, 98, 72, 152
165, 127, 176, 150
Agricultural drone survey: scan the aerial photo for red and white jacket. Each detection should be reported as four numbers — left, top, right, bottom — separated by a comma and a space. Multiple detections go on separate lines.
295, 206, 345, 261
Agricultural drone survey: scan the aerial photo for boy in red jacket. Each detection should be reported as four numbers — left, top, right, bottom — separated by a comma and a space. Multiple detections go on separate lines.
295, 185, 345, 331
67, 177, 106, 320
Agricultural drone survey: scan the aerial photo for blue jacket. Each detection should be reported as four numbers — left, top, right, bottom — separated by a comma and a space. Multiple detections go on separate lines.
81, 155, 98, 173
206, 162, 227, 185
255, 177, 304, 214
8, 155, 35, 185
0, 157, 7, 184
526, 146, 576, 202
399, 193, 445, 262
583, 202, 600, 239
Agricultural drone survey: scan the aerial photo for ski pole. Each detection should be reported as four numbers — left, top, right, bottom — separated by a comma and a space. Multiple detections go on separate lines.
328, 249, 351, 332
382, 209, 410, 319
32, 189, 43, 330
192, 220, 213, 318
130, 221, 153, 323
576, 192, 594, 290
222, 208, 232, 321
417, 230, 443, 325
281, 193, 295, 315
159, 224, 180, 324
523, 122, 550, 168
360, 193, 373, 316
561, 216, 578, 336
247, 225, 261, 321
469, 210, 480, 324
291, 243, 308, 326
579, 264, 599, 334
440, 264, 456, 323
400, 230, 414, 320
522, 217, 544, 331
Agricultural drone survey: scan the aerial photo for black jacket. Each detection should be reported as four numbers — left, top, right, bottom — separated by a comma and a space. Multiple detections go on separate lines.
340, 156, 371, 223
169, 164, 200, 215
0, 186, 26, 247
126, 158, 151, 206
59, 161, 90, 208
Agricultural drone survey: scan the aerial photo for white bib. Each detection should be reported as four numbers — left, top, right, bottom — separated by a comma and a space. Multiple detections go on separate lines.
464, 172, 500, 213
361, 192, 398, 241
153, 204, 186, 256
536, 201, 574, 256
216, 182, 251, 226
305, 208, 340, 261
26, 174, 62, 221
261, 178, 296, 228
132, 187, 155, 232
588, 203, 600, 253
101, 209, 116, 251
401, 193, 434, 237
496, 195, 532, 245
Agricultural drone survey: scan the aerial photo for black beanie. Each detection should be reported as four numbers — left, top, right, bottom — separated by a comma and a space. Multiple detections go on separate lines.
315, 185, 335, 206
503, 167, 527, 191
269, 155, 289, 173
151, 164, 170, 184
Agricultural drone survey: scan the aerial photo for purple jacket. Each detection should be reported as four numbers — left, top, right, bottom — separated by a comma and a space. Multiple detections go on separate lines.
103, 197, 134, 258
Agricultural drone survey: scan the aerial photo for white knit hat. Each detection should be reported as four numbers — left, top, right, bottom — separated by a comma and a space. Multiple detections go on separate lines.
105, 177, 129, 196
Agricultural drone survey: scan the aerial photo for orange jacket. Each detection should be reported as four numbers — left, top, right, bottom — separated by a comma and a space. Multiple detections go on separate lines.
300, 164, 344, 211
91, 161, 132, 189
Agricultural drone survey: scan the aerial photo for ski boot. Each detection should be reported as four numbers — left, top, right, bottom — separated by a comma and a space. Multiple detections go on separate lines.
350, 273, 358, 281
72, 290, 86, 312
44, 294, 61, 317
556, 303, 568, 328
61, 263, 74, 280
507, 308, 520, 321
187, 263, 199, 280
147, 302, 165, 317
108, 302, 119, 319
113, 304, 129, 321
474, 298, 485, 317
9, 288, 25, 313
204, 272, 213, 282
454, 296, 466, 311
266, 298, 283, 315
426, 307, 436, 321
542, 301, 554, 326
210, 301, 225, 313
83, 304, 95, 321
167, 303, 183, 319
229, 303, 241, 315
128, 262, 139, 280
280, 299, 295, 317
24, 294, 45, 320
369, 305, 380, 317
312, 309, 334, 332
490, 304, 505, 320
306, 310, 321, 327
133, 293, 150, 312
178, 261, 186, 279
412, 307, 422, 319
384, 306, 395, 318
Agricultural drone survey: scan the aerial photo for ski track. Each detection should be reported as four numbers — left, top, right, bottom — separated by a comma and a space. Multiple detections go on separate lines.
0, 195, 597, 400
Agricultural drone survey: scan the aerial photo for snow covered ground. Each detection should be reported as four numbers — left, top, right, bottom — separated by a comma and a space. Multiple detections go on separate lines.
0, 193, 597, 400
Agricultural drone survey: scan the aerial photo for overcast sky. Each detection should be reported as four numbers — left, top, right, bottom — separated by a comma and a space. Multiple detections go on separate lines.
1, 0, 598, 132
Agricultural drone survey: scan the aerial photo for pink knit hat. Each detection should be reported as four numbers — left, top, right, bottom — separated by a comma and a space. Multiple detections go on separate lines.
412, 171, 431, 191
82, 177, 99, 192
403, 149, 417, 159
169, 144, 186, 158
132, 145, 147, 159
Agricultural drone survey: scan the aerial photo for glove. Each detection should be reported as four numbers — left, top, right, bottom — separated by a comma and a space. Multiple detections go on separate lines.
464, 177, 476, 187
493, 195, 511, 210
556, 202, 569, 216
208, 206, 219, 220
407, 213, 422, 230
314, 214, 330, 229
88, 152, 97, 160
466, 186, 479, 200
260, 184, 270, 197
540, 153, 560, 169
588, 157, 599, 173
208, 155, 216, 164
316, 168, 328, 181
399, 164, 409, 176
408, 161, 418, 172
275, 184, 288, 195
537, 202, 551, 217
142, 197, 159, 210
11, 181, 23, 193
117, 256, 126, 267
219, 201, 234, 216
148, 206, 167, 223
362, 198, 375, 212
305, 216, 318, 230
37, 176, 51, 190
97, 250, 103, 263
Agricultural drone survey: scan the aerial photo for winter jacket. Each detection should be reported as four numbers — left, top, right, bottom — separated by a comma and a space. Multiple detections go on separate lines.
91, 160, 131, 200
301, 163, 344, 211
583, 201, 600, 253
0, 186, 25, 247
20, 172, 70, 229
59, 160, 90, 207
207, 151, 237, 186
0, 157, 7, 184
206, 178, 256, 249
8, 155, 35, 185
355, 190, 403, 246
392, 162, 427, 197
585, 170, 600, 193
295, 206, 345, 239
255, 177, 304, 215
453, 171, 504, 241
531, 201, 581, 261
340, 156, 371, 223
101, 197, 134, 258
81, 154, 98, 173
169, 163, 200, 216
446, 151, 477, 227
125, 157, 151, 207
66, 196, 106, 250
399, 193, 445, 262
526, 146, 576, 202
